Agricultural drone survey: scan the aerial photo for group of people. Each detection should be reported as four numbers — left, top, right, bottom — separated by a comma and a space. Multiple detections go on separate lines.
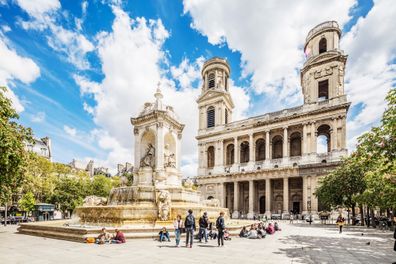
158, 210, 228, 248
89, 228, 126, 244
239, 222, 281, 239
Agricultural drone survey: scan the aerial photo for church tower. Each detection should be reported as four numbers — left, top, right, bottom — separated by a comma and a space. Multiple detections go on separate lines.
197, 57, 234, 133
301, 21, 347, 104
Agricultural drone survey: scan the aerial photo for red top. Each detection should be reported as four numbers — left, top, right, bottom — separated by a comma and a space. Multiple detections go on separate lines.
115, 231, 126, 243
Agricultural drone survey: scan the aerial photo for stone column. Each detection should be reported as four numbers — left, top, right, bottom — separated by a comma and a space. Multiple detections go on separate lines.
232, 182, 240, 218
283, 177, 289, 214
155, 124, 164, 171
341, 116, 347, 149
176, 133, 182, 170
302, 123, 307, 155
302, 176, 308, 214
265, 178, 271, 216
265, 130, 270, 160
249, 133, 254, 163
133, 128, 140, 170
331, 118, 338, 150
247, 180, 254, 219
234, 137, 239, 164
311, 122, 317, 153
283, 127, 288, 158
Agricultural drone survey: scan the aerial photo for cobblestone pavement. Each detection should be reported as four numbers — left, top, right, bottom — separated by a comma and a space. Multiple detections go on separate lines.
0, 222, 395, 264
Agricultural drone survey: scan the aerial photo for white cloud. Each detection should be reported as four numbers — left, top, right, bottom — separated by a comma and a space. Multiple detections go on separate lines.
31, 111, 46, 122
342, 0, 396, 148
73, 5, 250, 176
63, 125, 77, 137
183, 0, 356, 110
83, 101, 95, 115
16, 0, 94, 69
0, 37, 40, 112
1, 25, 11, 33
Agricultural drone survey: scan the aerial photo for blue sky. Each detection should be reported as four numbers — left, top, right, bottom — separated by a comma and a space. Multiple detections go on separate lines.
0, 0, 394, 176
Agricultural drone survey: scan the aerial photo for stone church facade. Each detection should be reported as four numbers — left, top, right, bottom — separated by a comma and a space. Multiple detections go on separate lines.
196, 21, 350, 219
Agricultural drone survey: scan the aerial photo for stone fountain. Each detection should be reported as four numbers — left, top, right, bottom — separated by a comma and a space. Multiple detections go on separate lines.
18, 85, 236, 241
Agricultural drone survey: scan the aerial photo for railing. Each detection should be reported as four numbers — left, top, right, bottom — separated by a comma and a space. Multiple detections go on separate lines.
306, 21, 339, 42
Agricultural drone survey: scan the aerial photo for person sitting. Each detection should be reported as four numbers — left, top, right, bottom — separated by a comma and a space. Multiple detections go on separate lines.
223, 229, 231, 240
239, 226, 248, 238
96, 227, 111, 244
274, 222, 281, 231
112, 228, 126, 243
208, 223, 218, 240
159, 227, 171, 242
266, 223, 275, 235
257, 225, 266, 238
247, 228, 259, 239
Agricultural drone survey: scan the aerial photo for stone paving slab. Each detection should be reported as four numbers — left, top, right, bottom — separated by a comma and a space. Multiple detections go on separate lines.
0, 222, 395, 264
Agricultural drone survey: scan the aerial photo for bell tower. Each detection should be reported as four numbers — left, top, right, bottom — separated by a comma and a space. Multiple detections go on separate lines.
301, 21, 347, 104
197, 57, 234, 132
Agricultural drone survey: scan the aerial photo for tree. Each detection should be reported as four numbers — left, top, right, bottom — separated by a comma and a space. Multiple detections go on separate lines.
0, 86, 33, 205
18, 191, 36, 216
89, 175, 113, 197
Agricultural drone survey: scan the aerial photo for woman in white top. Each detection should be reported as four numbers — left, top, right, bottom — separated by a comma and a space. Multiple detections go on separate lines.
173, 214, 184, 247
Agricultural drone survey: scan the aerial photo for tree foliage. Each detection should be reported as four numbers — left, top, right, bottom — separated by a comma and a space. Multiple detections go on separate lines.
18, 191, 36, 214
0, 87, 33, 205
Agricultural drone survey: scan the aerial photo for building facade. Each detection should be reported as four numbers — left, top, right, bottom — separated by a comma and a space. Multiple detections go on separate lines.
196, 21, 350, 219
26, 137, 52, 162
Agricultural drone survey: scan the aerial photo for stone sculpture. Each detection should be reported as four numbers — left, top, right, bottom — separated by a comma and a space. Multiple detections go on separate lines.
140, 143, 155, 168
164, 144, 176, 168
83, 195, 107, 206
203, 198, 220, 207
156, 189, 171, 221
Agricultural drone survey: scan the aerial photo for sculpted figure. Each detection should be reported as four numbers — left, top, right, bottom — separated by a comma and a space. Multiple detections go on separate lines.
156, 190, 171, 221
140, 143, 155, 168
164, 144, 176, 168
83, 195, 107, 206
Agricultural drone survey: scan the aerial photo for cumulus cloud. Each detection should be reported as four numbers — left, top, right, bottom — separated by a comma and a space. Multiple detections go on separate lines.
16, 0, 94, 69
183, 0, 356, 111
31, 111, 46, 123
0, 37, 40, 112
63, 125, 77, 137
73, 5, 250, 176
342, 0, 396, 149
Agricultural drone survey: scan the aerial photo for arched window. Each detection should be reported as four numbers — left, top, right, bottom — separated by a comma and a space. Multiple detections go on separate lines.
208, 73, 215, 89
207, 146, 215, 168
225, 109, 228, 124
317, 124, 331, 153
319, 38, 327, 54
240, 141, 249, 163
272, 135, 283, 159
207, 106, 215, 128
226, 144, 234, 165
290, 132, 302, 157
255, 138, 265, 161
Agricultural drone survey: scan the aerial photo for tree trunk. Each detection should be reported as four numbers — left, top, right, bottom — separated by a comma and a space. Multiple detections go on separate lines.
351, 204, 356, 225
370, 208, 376, 228
366, 206, 370, 227
360, 205, 364, 226
4, 204, 7, 226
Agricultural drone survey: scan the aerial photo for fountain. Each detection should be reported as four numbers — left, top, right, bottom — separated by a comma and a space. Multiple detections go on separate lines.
18, 84, 245, 242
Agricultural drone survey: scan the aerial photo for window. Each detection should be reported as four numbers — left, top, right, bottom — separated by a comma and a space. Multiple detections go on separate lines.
240, 141, 249, 163
290, 132, 302, 157
208, 73, 215, 89
207, 146, 215, 168
255, 139, 265, 161
319, 38, 327, 54
225, 109, 228, 124
318, 80, 329, 100
272, 136, 283, 159
317, 124, 331, 153
226, 144, 234, 165
207, 106, 215, 128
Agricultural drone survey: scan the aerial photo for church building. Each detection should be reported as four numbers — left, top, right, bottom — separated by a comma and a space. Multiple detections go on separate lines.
196, 21, 350, 219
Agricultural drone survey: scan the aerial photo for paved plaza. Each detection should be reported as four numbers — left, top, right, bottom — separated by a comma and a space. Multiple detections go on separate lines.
0, 222, 395, 264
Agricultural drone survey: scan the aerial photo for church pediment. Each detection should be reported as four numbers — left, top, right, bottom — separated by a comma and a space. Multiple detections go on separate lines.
197, 90, 235, 108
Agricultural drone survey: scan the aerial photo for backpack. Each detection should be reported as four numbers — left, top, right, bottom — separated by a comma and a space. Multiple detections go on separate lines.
186, 214, 194, 227
216, 217, 223, 229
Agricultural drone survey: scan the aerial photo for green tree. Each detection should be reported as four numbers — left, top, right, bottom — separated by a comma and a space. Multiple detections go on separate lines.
89, 175, 113, 197
0, 86, 33, 205
18, 191, 36, 215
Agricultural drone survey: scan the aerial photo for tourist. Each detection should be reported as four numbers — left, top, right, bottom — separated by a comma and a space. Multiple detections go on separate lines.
216, 211, 226, 246
247, 225, 259, 239
112, 228, 126, 243
239, 226, 248, 238
159, 227, 170, 242
336, 214, 345, 233
257, 224, 266, 238
290, 213, 294, 224
198, 212, 209, 243
274, 222, 281, 231
208, 222, 217, 240
223, 229, 231, 240
266, 223, 275, 235
184, 209, 196, 248
173, 215, 184, 247
393, 224, 396, 252
96, 227, 111, 244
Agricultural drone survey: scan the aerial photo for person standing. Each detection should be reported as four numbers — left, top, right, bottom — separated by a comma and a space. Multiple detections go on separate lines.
336, 214, 345, 233
216, 211, 226, 247
173, 214, 184, 247
184, 209, 196, 248
198, 212, 209, 243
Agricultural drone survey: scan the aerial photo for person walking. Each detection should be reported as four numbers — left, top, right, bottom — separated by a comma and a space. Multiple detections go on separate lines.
216, 211, 226, 247
198, 212, 209, 243
184, 209, 196, 248
173, 215, 184, 247
336, 214, 345, 233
